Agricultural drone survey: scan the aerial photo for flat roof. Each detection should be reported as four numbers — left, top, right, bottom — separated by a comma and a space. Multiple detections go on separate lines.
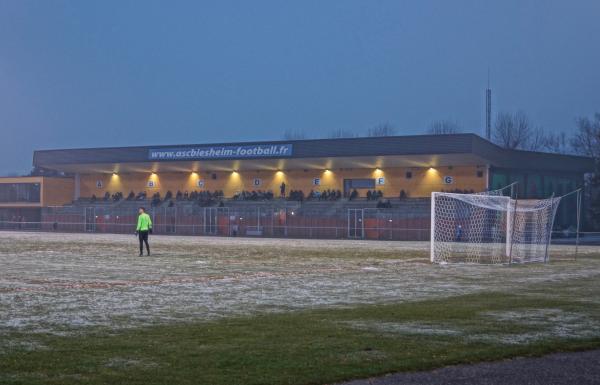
32, 134, 594, 174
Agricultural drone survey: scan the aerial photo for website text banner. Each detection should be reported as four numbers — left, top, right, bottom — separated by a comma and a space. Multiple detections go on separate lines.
148, 144, 293, 160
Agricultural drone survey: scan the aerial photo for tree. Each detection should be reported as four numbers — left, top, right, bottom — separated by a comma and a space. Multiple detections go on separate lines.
327, 128, 357, 139
571, 113, 600, 230
427, 120, 462, 135
366, 123, 396, 137
570, 113, 600, 158
282, 129, 307, 140
542, 132, 570, 154
493, 111, 532, 150
587, 171, 600, 230
526, 126, 548, 151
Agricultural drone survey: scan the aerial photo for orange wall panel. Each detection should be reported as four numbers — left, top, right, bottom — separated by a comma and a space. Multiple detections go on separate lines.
0, 176, 74, 207
79, 166, 486, 199
42, 177, 75, 206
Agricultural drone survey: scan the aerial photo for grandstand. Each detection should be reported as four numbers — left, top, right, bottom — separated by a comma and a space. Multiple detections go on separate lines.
0, 134, 594, 239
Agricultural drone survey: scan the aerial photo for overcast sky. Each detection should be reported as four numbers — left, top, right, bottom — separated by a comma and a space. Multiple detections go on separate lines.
0, 0, 599, 174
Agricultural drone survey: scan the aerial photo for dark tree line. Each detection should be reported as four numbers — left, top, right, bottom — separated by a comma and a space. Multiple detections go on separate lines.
427, 120, 462, 135
489, 111, 600, 156
570, 113, 600, 229
279, 112, 599, 160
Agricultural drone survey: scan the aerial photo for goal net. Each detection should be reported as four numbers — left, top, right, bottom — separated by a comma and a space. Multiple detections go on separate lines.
430, 190, 561, 264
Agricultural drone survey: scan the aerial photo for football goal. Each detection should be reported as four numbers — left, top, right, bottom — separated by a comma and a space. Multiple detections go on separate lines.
430, 185, 574, 264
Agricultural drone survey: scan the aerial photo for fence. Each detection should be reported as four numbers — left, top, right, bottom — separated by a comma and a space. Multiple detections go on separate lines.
0, 205, 431, 241
0, 203, 596, 245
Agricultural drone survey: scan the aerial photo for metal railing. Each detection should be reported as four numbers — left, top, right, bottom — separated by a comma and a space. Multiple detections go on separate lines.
0, 200, 593, 243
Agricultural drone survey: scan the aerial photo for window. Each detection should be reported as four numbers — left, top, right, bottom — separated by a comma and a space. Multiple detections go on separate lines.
0, 183, 41, 203
211, 173, 217, 180
405, 171, 412, 179
477, 170, 484, 178
490, 172, 508, 191
345, 179, 376, 189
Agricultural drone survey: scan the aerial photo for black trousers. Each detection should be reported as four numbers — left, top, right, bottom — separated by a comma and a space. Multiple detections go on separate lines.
138, 230, 150, 255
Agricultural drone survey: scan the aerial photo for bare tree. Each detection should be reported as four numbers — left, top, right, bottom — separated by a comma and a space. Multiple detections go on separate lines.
543, 131, 570, 154
427, 120, 462, 135
526, 126, 547, 151
327, 128, 357, 139
570, 113, 600, 230
570, 113, 600, 158
366, 123, 396, 137
282, 129, 307, 140
493, 111, 532, 150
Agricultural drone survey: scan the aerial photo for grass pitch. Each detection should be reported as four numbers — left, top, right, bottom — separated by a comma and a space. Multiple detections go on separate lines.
1, 232, 600, 384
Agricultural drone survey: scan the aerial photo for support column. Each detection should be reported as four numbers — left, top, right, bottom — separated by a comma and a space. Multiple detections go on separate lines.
74, 173, 80, 201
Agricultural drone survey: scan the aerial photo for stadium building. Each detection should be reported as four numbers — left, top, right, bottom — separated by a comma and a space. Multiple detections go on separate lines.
0, 133, 594, 238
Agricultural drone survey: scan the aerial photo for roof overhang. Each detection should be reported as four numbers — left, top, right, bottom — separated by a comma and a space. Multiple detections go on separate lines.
32, 134, 595, 175
40, 153, 489, 174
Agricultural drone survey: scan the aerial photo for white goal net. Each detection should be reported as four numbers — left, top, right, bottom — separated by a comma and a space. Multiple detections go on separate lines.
430, 190, 561, 264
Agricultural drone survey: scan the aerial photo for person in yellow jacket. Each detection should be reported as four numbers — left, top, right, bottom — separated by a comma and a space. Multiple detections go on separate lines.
136, 207, 153, 256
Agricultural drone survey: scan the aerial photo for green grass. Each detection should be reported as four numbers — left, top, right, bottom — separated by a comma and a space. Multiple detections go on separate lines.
2, 285, 600, 385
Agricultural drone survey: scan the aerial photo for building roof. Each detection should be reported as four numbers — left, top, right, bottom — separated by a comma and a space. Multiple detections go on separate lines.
32, 134, 594, 174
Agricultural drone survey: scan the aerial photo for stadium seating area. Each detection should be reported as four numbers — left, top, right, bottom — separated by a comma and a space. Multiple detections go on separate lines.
6, 185, 465, 240
89, 190, 226, 208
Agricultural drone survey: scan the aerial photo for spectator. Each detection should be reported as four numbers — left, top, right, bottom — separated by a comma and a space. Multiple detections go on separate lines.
232, 190, 274, 202
151, 192, 161, 207
455, 224, 463, 242
287, 190, 304, 202
280, 182, 286, 198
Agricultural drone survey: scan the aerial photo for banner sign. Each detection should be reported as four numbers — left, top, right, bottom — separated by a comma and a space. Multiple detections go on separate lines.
148, 144, 293, 160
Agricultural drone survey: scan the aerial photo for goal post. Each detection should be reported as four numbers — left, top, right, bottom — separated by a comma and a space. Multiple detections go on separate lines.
430, 192, 436, 263
430, 187, 563, 265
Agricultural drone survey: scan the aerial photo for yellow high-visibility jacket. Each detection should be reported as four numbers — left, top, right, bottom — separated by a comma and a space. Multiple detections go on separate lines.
136, 213, 153, 232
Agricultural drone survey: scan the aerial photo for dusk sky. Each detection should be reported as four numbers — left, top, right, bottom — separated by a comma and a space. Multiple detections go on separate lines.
1, 0, 599, 174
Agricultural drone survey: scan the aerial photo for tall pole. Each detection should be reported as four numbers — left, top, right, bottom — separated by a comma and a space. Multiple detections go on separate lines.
544, 193, 555, 264
508, 197, 518, 264
430, 193, 436, 263
486, 68, 492, 140
576, 189, 582, 259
